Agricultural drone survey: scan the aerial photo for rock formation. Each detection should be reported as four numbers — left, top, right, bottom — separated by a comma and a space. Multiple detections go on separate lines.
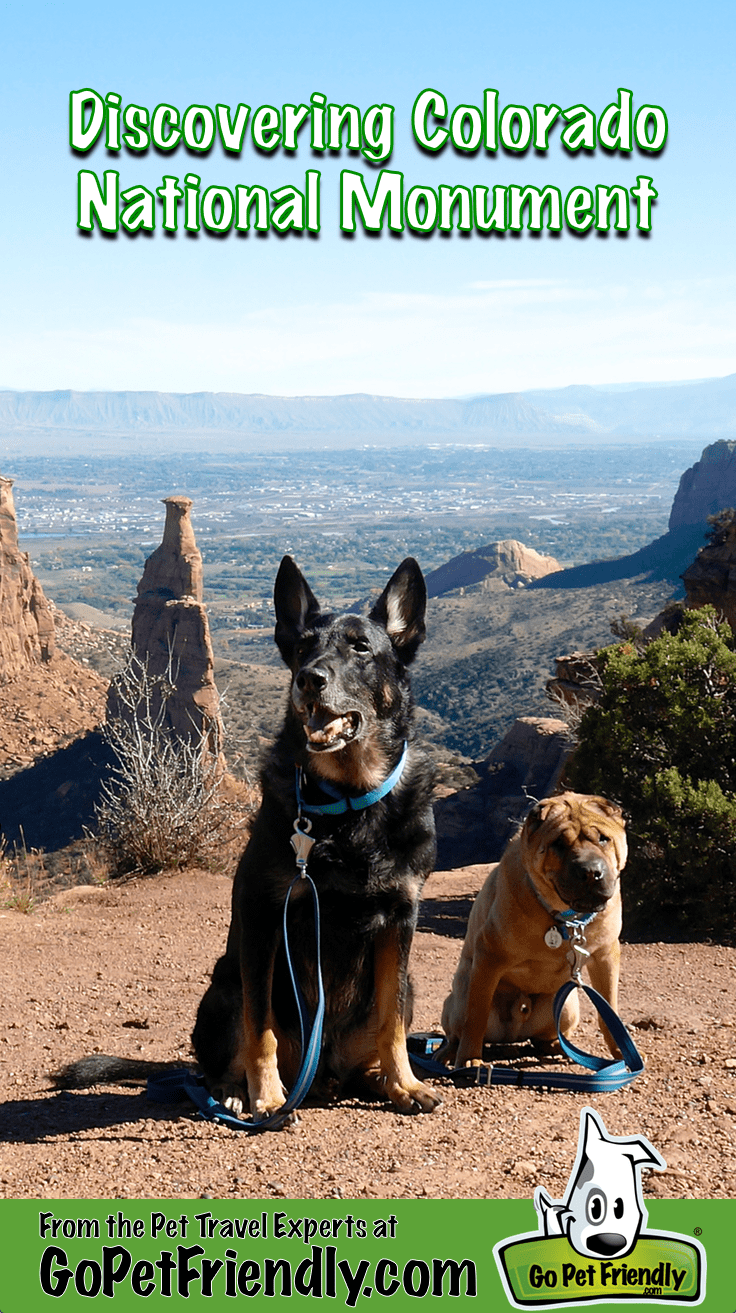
681, 509, 736, 630
434, 716, 572, 867
669, 440, 736, 529
534, 443, 736, 594
426, 539, 561, 597
546, 652, 603, 709
108, 496, 223, 748
0, 475, 55, 681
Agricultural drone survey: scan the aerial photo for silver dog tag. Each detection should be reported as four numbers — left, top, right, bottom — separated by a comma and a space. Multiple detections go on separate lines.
544, 925, 564, 950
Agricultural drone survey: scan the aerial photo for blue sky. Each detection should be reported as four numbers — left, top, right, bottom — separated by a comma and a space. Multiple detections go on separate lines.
1, 0, 734, 396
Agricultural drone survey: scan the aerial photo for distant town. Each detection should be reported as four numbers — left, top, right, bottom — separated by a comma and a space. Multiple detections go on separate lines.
0, 440, 699, 680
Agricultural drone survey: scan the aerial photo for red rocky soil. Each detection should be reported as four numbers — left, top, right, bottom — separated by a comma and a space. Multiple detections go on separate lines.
1, 865, 735, 1201
0, 647, 107, 777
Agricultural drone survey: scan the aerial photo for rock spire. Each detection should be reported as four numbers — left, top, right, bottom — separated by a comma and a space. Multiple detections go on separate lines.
0, 476, 55, 681
108, 496, 222, 747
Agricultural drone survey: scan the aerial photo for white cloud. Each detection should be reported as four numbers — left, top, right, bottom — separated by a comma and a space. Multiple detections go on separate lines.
469, 278, 560, 290
1, 276, 734, 396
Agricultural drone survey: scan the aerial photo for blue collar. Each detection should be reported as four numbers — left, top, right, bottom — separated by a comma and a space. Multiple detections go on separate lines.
553, 907, 598, 940
296, 742, 409, 816
527, 876, 599, 939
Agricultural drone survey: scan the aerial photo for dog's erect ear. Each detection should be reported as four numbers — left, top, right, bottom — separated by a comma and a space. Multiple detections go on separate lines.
273, 556, 321, 661
369, 557, 427, 664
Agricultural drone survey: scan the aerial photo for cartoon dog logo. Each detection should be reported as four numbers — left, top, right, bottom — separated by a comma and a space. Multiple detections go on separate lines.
535, 1108, 665, 1259
494, 1107, 706, 1308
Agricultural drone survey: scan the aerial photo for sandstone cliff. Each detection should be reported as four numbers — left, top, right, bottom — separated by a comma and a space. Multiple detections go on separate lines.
108, 497, 223, 747
681, 510, 736, 630
0, 476, 55, 681
426, 539, 561, 597
434, 716, 572, 867
0, 480, 107, 780
669, 440, 736, 530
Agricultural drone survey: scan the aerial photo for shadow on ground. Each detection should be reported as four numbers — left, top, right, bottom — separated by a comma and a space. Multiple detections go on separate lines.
530, 524, 707, 589
418, 894, 475, 938
0, 1089, 188, 1143
0, 732, 114, 850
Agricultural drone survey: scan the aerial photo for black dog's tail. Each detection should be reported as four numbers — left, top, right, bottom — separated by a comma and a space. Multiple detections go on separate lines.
52, 1055, 183, 1089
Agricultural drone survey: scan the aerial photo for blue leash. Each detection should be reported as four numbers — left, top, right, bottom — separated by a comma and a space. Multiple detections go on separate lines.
148, 869, 325, 1132
409, 981, 644, 1093
149, 746, 411, 1131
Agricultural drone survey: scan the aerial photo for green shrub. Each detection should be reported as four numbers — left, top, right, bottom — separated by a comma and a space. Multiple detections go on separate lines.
566, 607, 736, 941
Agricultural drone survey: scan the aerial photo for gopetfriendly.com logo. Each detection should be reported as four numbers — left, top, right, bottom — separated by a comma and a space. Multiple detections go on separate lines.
494, 1107, 705, 1307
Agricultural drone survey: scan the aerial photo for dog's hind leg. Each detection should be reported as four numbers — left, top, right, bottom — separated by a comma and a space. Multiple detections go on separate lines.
529, 988, 580, 1053
369, 924, 441, 1114
194, 919, 288, 1121
192, 951, 245, 1099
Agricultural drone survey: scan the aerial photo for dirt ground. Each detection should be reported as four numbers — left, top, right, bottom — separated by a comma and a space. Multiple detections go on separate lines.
2, 864, 735, 1202
0, 647, 107, 778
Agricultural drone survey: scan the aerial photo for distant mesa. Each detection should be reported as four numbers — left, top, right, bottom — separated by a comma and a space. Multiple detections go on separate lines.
426, 539, 561, 597
0, 475, 55, 681
108, 495, 224, 751
0, 373, 735, 453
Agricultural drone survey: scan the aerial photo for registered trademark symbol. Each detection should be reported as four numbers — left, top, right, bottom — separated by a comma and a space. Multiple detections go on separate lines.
693, 1227, 702, 1236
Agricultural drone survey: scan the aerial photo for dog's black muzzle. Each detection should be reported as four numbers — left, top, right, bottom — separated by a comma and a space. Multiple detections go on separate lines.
557, 855, 617, 912
296, 664, 330, 699
292, 661, 364, 752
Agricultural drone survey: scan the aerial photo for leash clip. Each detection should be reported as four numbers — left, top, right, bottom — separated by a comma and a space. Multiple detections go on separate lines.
291, 816, 315, 877
566, 921, 590, 984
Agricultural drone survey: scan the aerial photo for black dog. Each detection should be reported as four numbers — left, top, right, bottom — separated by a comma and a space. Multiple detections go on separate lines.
192, 555, 440, 1121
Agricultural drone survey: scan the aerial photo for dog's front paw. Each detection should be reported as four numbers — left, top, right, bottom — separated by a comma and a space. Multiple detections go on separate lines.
455, 1043, 484, 1067
389, 1078, 442, 1115
252, 1095, 285, 1122
252, 1101, 299, 1128
250, 1072, 291, 1123
212, 1083, 247, 1117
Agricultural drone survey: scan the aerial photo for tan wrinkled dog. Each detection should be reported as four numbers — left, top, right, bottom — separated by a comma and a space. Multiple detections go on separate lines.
440, 793, 628, 1068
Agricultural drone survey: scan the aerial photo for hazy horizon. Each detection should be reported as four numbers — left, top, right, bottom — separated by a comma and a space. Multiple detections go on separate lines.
0, 371, 731, 401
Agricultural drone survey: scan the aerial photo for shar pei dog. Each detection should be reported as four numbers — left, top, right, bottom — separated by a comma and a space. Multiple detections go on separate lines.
440, 793, 628, 1068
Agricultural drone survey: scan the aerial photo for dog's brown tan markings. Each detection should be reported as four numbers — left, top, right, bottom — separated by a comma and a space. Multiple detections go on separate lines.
192, 554, 440, 1121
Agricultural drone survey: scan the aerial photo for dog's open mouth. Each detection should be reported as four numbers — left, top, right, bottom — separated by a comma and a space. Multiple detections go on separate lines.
303, 707, 362, 751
